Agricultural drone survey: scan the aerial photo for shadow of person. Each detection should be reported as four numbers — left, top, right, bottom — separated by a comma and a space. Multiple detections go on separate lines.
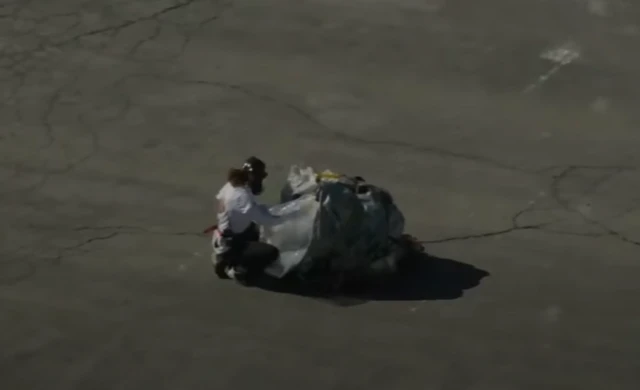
252, 252, 490, 306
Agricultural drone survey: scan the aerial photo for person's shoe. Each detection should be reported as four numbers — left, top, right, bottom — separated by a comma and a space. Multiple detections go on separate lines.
212, 254, 231, 279
225, 267, 236, 279
231, 266, 251, 286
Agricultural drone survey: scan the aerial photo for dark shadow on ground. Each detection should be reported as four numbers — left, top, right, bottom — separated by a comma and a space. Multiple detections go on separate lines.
251, 252, 490, 306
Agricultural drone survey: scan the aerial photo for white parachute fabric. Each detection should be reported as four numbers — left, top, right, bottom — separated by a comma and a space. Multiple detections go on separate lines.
262, 194, 319, 278
262, 165, 407, 279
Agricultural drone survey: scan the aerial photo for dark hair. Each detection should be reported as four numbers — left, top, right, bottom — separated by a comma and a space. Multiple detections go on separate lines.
227, 168, 249, 187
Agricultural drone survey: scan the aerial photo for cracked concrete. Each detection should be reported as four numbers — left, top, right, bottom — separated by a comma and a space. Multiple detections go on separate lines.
1, 0, 640, 389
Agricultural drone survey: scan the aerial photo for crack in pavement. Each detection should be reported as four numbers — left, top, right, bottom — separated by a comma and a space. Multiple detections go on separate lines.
2, 232, 120, 285
14, 164, 640, 250
72, 225, 200, 237
577, 215, 640, 247
51, 0, 233, 51
142, 75, 537, 174
548, 165, 640, 247
423, 165, 640, 247
133, 74, 328, 130
3, 1, 639, 253
4, 59, 102, 195
422, 224, 547, 244
422, 198, 554, 244
23, 224, 202, 237
125, 0, 233, 62
0, 257, 37, 286
149, 77, 638, 178
0, 0, 234, 75
26, 224, 202, 239
549, 165, 636, 208
52, 232, 119, 265
0, 2, 233, 199
5, 224, 203, 274
57, 1, 197, 45
521, 165, 640, 247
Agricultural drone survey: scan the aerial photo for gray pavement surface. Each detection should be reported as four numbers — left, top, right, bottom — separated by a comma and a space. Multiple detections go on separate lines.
2, 0, 640, 389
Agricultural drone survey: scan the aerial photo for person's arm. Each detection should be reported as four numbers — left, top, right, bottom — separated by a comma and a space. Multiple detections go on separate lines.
237, 193, 281, 227
255, 203, 273, 215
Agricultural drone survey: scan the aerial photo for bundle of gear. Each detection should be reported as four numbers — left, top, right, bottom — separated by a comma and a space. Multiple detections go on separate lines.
261, 165, 423, 288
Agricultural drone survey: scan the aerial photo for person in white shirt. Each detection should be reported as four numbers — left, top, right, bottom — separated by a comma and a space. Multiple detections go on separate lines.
212, 157, 281, 284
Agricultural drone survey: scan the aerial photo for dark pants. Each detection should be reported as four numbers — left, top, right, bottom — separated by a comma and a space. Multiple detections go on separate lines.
216, 224, 279, 281
231, 241, 279, 275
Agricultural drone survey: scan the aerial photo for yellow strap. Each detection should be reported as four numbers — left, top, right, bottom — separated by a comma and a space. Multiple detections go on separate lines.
317, 170, 342, 180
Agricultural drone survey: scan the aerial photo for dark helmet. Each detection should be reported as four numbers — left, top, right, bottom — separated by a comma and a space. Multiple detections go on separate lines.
243, 156, 268, 195
242, 156, 268, 178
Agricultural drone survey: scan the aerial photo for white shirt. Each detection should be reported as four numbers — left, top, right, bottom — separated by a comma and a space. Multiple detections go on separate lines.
212, 183, 280, 254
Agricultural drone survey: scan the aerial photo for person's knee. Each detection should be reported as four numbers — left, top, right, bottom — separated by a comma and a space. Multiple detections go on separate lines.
265, 245, 280, 262
252, 244, 278, 266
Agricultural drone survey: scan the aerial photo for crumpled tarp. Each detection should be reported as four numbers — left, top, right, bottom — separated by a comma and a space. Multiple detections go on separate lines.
263, 165, 407, 280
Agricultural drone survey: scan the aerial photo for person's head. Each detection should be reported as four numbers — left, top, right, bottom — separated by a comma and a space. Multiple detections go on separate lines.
242, 156, 268, 195
227, 168, 249, 188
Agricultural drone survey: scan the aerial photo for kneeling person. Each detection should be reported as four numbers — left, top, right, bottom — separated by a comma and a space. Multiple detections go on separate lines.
212, 158, 280, 284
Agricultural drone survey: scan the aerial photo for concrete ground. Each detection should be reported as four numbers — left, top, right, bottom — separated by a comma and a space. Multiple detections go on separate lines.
2, 0, 639, 389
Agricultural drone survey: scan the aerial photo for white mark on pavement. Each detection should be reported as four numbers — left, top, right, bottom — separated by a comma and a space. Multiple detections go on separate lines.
178, 264, 187, 271
591, 97, 610, 113
620, 25, 639, 36
576, 202, 593, 217
409, 300, 427, 312
586, 0, 608, 16
542, 305, 562, 324
524, 41, 580, 94
540, 41, 580, 65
